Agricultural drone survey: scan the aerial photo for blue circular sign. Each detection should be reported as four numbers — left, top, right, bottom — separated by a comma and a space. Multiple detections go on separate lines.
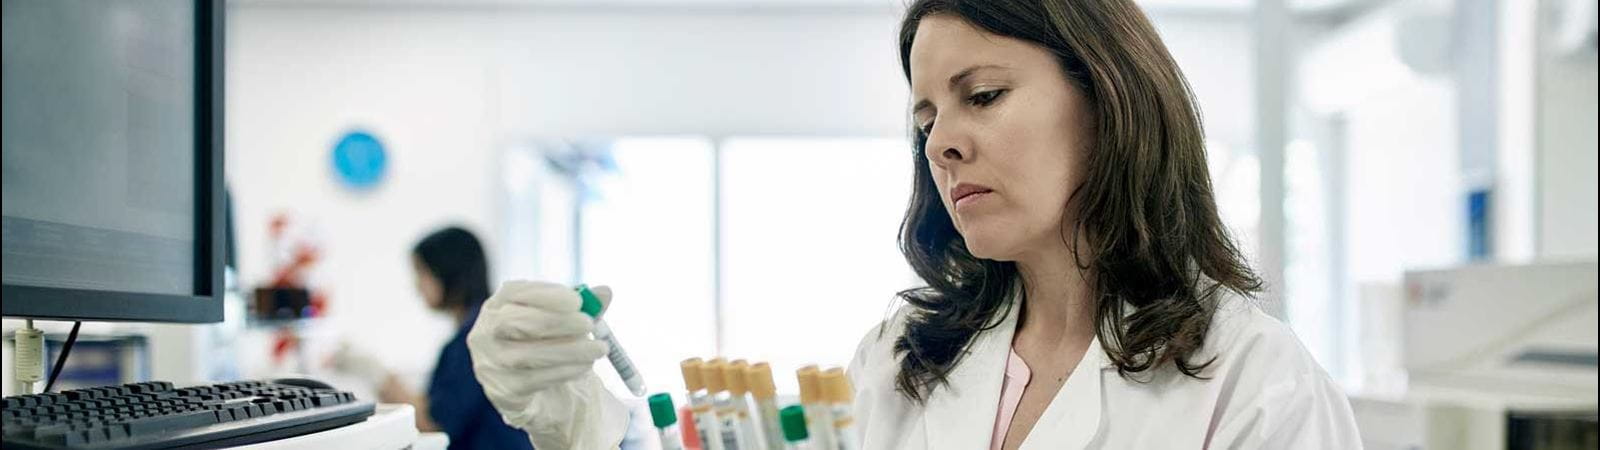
331, 130, 387, 189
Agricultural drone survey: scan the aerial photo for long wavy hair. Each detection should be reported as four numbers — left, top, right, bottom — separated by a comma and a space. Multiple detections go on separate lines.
892, 0, 1262, 403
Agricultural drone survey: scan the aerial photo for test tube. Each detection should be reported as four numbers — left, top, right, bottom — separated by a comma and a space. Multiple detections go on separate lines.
724, 360, 767, 450
650, 393, 688, 450
703, 359, 748, 450
745, 362, 787, 450
795, 366, 836, 450
779, 405, 812, 450
576, 284, 647, 396
681, 405, 704, 450
682, 358, 725, 450
819, 368, 859, 450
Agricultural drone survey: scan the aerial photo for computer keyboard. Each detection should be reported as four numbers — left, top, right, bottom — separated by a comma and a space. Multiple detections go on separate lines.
2, 380, 374, 449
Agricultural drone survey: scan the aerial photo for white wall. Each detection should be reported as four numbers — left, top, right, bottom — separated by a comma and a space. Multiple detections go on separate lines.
1149, 13, 1256, 150
1536, 39, 1599, 260
1295, 3, 1467, 386
226, 6, 920, 380
226, 4, 1257, 382
227, 6, 504, 378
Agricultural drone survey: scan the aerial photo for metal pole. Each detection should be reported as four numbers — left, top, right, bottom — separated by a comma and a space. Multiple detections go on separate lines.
1255, 0, 1290, 319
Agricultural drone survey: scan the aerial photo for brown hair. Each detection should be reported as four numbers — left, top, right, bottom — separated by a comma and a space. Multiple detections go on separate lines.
893, 0, 1262, 402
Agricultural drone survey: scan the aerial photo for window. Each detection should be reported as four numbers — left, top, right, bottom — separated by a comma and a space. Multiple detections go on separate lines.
505, 136, 918, 395
719, 137, 913, 384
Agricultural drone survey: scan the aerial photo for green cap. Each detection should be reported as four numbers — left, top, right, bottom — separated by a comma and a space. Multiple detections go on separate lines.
780, 405, 809, 442
575, 284, 602, 318
647, 393, 677, 428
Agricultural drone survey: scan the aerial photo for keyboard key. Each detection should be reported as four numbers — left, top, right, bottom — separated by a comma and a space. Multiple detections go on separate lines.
125, 409, 218, 436
32, 424, 70, 443
106, 423, 130, 441
311, 394, 338, 407
4, 421, 36, 437
63, 429, 94, 447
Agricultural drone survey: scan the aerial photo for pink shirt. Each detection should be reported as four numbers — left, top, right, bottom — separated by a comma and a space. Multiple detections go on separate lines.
991, 347, 1031, 450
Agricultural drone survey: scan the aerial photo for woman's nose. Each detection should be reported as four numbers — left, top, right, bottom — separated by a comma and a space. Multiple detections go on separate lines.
940, 146, 965, 162
924, 127, 969, 167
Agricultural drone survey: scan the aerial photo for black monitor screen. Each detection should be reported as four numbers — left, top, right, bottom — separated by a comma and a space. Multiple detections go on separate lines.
2, 0, 197, 296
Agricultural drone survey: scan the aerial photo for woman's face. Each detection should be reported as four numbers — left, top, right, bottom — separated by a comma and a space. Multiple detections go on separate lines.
412, 255, 444, 310
909, 15, 1093, 262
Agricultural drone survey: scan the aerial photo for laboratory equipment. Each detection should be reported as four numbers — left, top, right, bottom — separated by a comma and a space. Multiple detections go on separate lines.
1350, 261, 1598, 450
576, 285, 647, 397
745, 362, 786, 450
780, 405, 812, 450
681, 405, 704, 450
795, 366, 835, 450
703, 359, 748, 450
682, 358, 725, 450
820, 368, 859, 450
1403, 261, 1597, 393
725, 360, 766, 449
650, 393, 687, 450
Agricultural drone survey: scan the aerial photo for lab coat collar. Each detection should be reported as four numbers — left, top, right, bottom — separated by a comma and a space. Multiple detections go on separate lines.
1018, 334, 1106, 450
920, 292, 1112, 450
921, 296, 1020, 450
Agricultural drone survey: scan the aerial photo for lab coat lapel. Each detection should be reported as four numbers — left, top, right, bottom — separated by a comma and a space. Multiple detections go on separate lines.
1018, 336, 1109, 450
921, 299, 1020, 450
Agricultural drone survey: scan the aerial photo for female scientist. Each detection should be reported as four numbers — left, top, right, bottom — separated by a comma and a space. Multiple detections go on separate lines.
465, 0, 1363, 448
384, 227, 534, 449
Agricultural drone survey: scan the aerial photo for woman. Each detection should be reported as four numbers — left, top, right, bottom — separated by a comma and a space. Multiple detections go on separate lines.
385, 227, 534, 449
466, 0, 1361, 448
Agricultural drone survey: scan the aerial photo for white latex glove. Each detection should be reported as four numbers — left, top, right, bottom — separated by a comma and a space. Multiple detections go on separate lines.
327, 341, 389, 382
467, 281, 630, 449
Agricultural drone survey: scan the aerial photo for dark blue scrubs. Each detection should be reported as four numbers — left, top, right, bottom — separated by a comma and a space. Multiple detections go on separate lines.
428, 308, 535, 450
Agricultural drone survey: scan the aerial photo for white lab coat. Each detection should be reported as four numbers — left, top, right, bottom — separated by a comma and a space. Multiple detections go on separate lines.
846, 294, 1362, 449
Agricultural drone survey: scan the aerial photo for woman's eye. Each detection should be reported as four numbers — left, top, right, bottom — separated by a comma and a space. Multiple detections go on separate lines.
968, 89, 1006, 106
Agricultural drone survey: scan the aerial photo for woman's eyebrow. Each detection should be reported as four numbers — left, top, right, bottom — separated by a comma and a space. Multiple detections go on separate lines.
913, 64, 1013, 115
948, 64, 1010, 89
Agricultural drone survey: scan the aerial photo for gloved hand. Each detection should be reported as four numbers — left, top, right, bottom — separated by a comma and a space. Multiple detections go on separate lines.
467, 281, 630, 449
327, 341, 390, 382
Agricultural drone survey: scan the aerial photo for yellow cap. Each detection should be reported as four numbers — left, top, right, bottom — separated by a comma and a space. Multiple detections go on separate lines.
745, 362, 777, 400
820, 367, 853, 404
725, 360, 750, 396
702, 358, 727, 393
681, 358, 705, 392
796, 365, 821, 404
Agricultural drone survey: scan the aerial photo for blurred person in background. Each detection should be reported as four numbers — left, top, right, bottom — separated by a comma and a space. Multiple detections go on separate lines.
375, 226, 533, 450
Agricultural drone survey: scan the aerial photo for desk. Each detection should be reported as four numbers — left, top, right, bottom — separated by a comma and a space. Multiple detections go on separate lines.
237, 404, 445, 449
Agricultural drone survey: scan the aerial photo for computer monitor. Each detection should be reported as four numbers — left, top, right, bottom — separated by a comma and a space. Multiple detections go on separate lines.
1, 0, 224, 323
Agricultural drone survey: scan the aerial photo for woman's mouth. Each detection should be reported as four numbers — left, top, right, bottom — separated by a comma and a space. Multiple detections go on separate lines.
951, 182, 995, 209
